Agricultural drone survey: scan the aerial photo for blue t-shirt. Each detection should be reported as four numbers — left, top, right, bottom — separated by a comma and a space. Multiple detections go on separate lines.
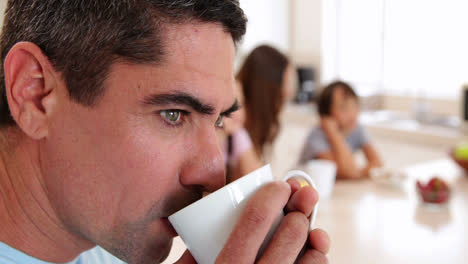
0, 242, 126, 264
298, 124, 370, 164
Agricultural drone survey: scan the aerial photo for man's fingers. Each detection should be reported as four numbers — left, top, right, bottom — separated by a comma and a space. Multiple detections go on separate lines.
285, 185, 318, 218
216, 181, 291, 263
286, 178, 302, 194
217, 179, 327, 264
297, 249, 329, 264
257, 212, 309, 264
308, 229, 330, 255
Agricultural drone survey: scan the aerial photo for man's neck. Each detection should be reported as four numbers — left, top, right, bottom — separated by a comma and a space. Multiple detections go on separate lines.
0, 129, 94, 262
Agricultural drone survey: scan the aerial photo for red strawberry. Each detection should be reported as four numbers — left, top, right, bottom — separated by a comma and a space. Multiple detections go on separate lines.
417, 177, 450, 204
434, 190, 449, 203
428, 177, 448, 192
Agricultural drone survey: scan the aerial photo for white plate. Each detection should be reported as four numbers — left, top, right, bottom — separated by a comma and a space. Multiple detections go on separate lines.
370, 167, 408, 188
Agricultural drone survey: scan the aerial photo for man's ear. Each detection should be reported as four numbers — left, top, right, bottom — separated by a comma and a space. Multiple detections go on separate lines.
4, 42, 59, 139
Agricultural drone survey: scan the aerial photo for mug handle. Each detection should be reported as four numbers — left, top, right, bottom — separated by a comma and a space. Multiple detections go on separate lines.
282, 170, 319, 231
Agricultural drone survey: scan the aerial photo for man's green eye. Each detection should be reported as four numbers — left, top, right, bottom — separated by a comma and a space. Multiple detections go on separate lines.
160, 110, 181, 123
215, 115, 224, 128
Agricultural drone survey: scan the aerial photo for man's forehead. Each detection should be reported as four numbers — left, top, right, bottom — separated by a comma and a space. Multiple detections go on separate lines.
146, 22, 237, 111
164, 22, 234, 46
163, 23, 235, 73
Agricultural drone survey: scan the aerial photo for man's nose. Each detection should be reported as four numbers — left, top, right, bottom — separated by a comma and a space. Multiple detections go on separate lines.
179, 128, 226, 193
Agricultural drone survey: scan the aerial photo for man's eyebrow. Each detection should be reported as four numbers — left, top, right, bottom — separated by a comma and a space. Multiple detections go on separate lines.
221, 100, 240, 117
143, 92, 215, 115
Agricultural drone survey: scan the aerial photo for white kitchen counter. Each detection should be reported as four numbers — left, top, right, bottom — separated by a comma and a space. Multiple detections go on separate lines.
162, 104, 467, 263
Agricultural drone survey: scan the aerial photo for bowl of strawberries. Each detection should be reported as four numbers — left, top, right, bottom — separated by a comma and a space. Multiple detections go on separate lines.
416, 177, 450, 204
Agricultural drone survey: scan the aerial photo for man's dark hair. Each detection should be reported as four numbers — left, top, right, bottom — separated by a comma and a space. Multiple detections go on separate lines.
0, 0, 247, 126
317, 80, 358, 116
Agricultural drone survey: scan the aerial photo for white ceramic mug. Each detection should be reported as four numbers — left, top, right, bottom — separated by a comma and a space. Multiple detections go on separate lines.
300, 160, 337, 200
168, 164, 318, 264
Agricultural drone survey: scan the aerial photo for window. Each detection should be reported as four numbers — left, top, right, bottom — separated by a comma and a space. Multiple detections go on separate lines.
239, 0, 289, 54
322, 0, 468, 99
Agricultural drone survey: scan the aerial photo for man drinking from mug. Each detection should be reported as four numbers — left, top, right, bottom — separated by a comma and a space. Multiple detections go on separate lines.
0, 1, 329, 263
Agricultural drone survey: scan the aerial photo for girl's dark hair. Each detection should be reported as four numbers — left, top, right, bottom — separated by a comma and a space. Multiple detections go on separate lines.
317, 80, 358, 116
236, 45, 289, 158
0, 0, 247, 126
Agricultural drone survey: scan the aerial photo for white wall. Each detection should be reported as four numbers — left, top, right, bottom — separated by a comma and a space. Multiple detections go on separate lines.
237, 0, 323, 83
239, 0, 290, 55
290, 0, 322, 83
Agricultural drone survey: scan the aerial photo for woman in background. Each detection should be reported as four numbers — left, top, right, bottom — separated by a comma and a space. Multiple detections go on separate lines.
298, 81, 382, 179
223, 45, 295, 182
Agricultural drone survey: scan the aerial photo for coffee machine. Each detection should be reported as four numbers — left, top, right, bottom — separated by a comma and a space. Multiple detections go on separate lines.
295, 67, 316, 104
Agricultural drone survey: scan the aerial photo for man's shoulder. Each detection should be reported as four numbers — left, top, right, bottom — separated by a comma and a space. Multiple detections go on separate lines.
0, 242, 126, 264
0, 242, 48, 264
76, 247, 127, 264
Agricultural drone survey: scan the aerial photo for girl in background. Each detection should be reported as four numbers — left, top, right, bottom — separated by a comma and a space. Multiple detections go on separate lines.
223, 45, 295, 182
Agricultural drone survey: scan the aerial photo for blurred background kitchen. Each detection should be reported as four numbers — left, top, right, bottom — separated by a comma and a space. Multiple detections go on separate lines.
236, 2, 468, 263
235, 0, 468, 177
239, 1, 468, 263
2, 1, 467, 263
229, 0, 468, 170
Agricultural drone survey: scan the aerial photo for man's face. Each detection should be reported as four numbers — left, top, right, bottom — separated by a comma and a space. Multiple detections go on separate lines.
41, 23, 236, 263
330, 87, 359, 134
